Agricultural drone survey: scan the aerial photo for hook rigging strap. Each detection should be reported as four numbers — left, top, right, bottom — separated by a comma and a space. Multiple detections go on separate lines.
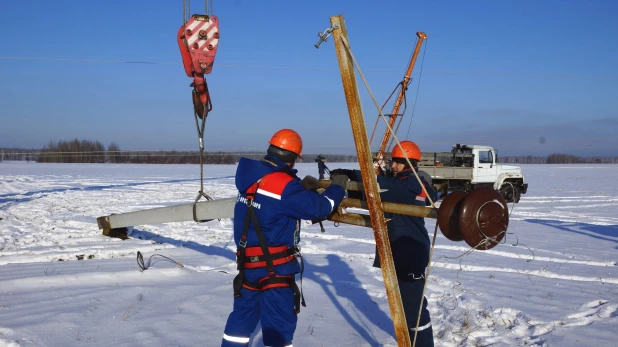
192, 101, 215, 222
178, 0, 220, 222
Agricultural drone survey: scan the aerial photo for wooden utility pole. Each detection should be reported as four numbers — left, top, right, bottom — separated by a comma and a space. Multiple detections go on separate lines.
330, 13, 411, 346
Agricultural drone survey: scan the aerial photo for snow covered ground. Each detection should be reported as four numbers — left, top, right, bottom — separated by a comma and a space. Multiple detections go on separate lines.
1, 161, 617, 347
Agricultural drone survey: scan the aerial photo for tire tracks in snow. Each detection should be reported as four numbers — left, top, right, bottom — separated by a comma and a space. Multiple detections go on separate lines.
301, 232, 616, 267
432, 262, 618, 285
300, 230, 618, 286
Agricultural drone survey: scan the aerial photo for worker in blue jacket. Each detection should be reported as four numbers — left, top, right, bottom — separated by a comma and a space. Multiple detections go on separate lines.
221, 128, 348, 347
316, 154, 330, 179
331, 140, 437, 347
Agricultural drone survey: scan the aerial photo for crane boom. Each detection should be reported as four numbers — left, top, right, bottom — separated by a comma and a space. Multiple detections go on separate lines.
375, 32, 427, 161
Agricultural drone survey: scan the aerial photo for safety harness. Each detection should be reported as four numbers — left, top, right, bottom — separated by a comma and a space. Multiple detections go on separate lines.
232, 172, 306, 314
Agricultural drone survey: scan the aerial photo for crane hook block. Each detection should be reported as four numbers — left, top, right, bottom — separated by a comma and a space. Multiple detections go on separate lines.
177, 15, 220, 118
178, 15, 220, 76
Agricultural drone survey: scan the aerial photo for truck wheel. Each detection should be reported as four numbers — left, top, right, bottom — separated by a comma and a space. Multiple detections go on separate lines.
500, 182, 520, 203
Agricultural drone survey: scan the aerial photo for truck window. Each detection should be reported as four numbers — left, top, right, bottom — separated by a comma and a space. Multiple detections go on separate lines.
479, 150, 493, 164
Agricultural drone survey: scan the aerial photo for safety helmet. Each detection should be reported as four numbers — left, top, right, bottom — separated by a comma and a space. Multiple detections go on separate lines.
391, 140, 421, 161
267, 129, 303, 162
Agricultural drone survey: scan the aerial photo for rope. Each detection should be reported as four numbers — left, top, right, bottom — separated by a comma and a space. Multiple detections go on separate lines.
182, 0, 217, 222
137, 251, 184, 271
412, 222, 440, 346
192, 102, 216, 222
371, 35, 423, 153
207, 0, 213, 16
368, 81, 405, 149
337, 39, 530, 344
339, 35, 439, 346
183, 0, 191, 25
386, 89, 408, 154
338, 36, 437, 209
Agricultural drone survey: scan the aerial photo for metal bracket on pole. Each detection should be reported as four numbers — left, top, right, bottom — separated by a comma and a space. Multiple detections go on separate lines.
314, 21, 340, 49
328, 13, 411, 346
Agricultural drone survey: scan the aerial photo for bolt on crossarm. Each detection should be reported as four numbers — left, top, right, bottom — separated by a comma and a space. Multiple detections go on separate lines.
330, 14, 411, 346
375, 31, 427, 162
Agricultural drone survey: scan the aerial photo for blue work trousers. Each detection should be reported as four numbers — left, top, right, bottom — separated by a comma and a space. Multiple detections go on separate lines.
221, 287, 297, 347
401, 280, 434, 347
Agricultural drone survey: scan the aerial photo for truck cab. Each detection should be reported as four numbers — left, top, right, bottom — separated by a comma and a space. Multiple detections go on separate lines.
419, 144, 528, 203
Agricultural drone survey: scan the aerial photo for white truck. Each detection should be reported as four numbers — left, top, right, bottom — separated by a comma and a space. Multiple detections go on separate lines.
418, 144, 528, 203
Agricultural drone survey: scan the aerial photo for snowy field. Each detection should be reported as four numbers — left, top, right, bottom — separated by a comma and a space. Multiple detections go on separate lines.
1, 161, 617, 347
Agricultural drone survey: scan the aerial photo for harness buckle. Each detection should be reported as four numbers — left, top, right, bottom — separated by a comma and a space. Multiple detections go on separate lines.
239, 239, 247, 248
249, 256, 259, 262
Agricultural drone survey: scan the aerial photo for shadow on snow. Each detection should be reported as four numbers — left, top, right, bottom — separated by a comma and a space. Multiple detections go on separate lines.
129, 227, 394, 344
525, 218, 618, 248
0, 176, 234, 209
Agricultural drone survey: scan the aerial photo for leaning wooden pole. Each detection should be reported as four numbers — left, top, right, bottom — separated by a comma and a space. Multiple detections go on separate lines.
330, 14, 411, 346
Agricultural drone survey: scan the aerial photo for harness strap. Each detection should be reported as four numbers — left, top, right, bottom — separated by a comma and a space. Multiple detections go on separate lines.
232, 199, 253, 298
241, 275, 303, 314
248, 205, 277, 277
297, 250, 306, 309
231, 170, 306, 314
238, 246, 297, 269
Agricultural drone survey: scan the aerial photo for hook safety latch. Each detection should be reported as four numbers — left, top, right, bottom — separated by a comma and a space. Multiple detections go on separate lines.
314, 21, 340, 49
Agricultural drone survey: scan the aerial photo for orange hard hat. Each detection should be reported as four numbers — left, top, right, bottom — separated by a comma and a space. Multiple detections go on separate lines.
391, 140, 421, 161
269, 129, 303, 157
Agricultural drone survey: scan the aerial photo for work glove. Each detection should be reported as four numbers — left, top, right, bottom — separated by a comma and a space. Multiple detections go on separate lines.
330, 169, 356, 181
330, 175, 349, 190
373, 159, 395, 177
373, 158, 385, 174
301, 175, 321, 190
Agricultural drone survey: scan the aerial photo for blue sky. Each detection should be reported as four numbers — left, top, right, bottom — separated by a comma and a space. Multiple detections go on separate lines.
1, 0, 617, 156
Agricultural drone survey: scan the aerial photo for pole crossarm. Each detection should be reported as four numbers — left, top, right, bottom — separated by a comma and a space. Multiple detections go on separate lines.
341, 198, 437, 219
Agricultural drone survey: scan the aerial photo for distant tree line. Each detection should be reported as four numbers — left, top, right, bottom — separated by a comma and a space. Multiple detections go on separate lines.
110, 150, 237, 164
38, 139, 108, 163
498, 155, 546, 164
304, 153, 359, 163
499, 154, 618, 164
34, 139, 241, 164
1, 143, 616, 164
0, 148, 38, 161
1, 140, 361, 164
545, 153, 618, 164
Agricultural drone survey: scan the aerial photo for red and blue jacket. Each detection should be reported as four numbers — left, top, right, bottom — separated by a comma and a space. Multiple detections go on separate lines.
234, 155, 345, 280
